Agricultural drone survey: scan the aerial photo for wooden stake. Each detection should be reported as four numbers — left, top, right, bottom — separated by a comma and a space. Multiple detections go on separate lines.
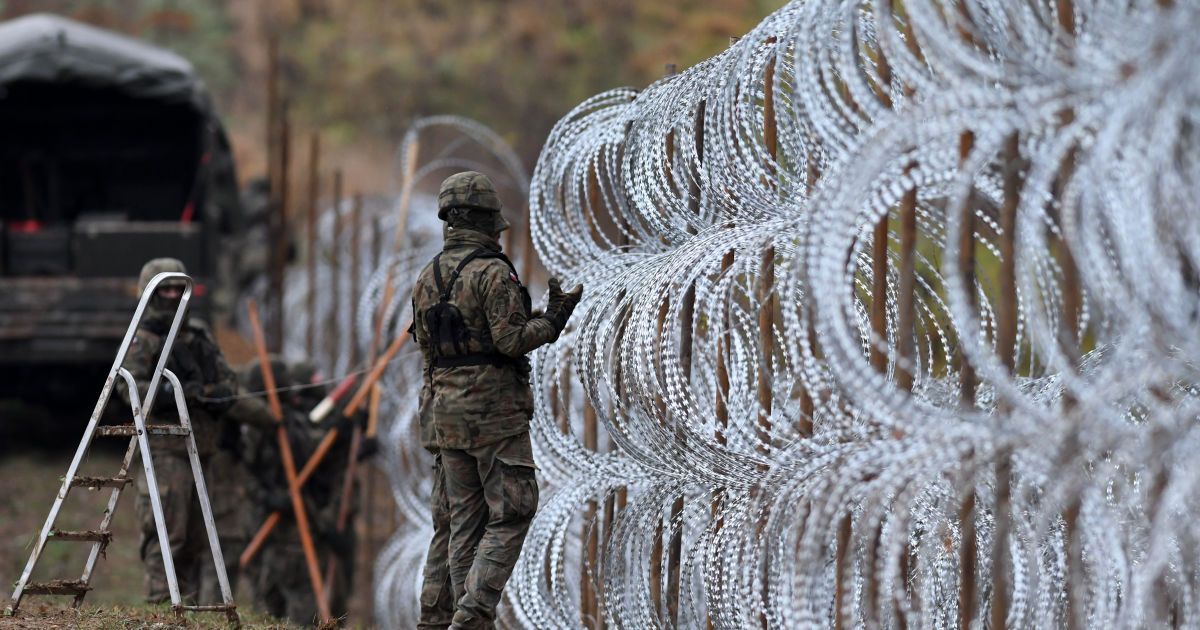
350, 193, 364, 367
305, 133, 320, 357
957, 130, 979, 630
895, 169, 918, 392
326, 170, 344, 372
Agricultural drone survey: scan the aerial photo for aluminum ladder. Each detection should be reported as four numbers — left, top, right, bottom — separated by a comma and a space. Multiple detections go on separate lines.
5, 272, 240, 627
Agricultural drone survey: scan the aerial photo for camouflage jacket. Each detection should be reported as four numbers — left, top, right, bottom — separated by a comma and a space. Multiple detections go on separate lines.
242, 407, 349, 540
412, 227, 558, 450
119, 316, 237, 457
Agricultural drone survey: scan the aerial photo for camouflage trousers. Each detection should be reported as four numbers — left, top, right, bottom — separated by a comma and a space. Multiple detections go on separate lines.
441, 431, 539, 629
255, 530, 353, 626
136, 453, 210, 604
418, 454, 455, 629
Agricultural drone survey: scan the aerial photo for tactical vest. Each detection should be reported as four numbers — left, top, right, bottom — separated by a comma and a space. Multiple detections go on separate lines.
425, 248, 531, 370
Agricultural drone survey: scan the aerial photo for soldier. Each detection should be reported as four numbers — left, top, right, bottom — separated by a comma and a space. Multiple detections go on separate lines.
121, 258, 257, 604
242, 357, 357, 626
411, 171, 582, 629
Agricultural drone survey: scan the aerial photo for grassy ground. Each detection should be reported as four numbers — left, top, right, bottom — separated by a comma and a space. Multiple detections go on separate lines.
2, 446, 390, 628
1, 602, 300, 628
1, 448, 144, 608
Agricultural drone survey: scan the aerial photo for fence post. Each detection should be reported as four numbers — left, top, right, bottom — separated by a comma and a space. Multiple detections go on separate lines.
305, 133, 321, 357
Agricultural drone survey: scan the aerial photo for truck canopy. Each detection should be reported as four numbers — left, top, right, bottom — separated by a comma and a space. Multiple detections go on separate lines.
0, 13, 239, 233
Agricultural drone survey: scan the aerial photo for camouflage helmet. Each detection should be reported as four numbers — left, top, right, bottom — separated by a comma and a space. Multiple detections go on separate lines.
438, 171, 503, 218
138, 257, 189, 294
288, 360, 320, 388
241, 355, 290, 393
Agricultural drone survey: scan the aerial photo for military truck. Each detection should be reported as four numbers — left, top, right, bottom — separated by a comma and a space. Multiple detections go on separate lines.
0, 14, 244, 405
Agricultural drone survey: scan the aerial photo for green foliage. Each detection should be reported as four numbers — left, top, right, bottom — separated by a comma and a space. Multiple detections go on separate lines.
0, 0, 785, 165
273, 0, 786, 161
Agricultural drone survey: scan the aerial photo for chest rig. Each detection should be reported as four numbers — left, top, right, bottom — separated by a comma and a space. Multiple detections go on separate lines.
426, 248, 531, 369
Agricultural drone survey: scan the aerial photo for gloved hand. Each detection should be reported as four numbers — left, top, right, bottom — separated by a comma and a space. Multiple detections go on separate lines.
544, 277, 583, 339
203, 383, 235, 415
321, 528, 353, 557
169, 343, 203, 384
181, 380, 205, 405
265, 488, 291, 513
357, 436, 380, 461
320, 412, 357, 436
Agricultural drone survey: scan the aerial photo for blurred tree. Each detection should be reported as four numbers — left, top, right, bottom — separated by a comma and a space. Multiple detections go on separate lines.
0, 0, 782, 183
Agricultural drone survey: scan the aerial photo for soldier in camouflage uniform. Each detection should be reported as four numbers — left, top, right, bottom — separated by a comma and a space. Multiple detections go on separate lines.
121, 258, 272, 603
412, 172, 582, 629
242, 357, 357, 626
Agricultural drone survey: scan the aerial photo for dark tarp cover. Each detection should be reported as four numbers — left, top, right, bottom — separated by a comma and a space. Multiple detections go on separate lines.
0, 13, 241, 232
0, 12, 213, 113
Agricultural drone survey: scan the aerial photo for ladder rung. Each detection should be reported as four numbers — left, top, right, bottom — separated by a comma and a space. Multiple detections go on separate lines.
49, 529, 112, 543
70, 476, 131, 490
23, 580, 91, 595
96, 424, 190, 437
179, 604, 236, 612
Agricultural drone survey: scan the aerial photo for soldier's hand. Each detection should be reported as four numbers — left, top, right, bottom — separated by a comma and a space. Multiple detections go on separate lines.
321, 528, 353, 557
265, 488, 291, 513
545, 277, 584, 337
182, 380, 205, 404
203, 383, 235, 415
357, 436, 380, 461
169, 342, 203, 382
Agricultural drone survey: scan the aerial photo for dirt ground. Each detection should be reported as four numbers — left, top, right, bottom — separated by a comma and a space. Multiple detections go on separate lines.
0, 602, 298, 629
1, 445, 393, 629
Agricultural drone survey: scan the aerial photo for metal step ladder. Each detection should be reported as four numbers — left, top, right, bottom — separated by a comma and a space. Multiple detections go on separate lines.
5, 272, 240, 628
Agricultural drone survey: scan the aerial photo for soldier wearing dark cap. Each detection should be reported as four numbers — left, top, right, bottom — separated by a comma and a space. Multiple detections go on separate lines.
121, 257, 273, 603
411, 172, 582, 629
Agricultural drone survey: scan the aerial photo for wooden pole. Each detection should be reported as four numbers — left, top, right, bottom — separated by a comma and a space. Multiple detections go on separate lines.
957, 131, 978, 402
956, 129, 978, 630
246, 299, 331, 624
267, 97, 291, 353
350, 193, 364, 367
326, 170, 344, 372
895, 170, 918, 392
757, 43, 778, 452
305, 133, 320, 357
989, 132, 1022, 630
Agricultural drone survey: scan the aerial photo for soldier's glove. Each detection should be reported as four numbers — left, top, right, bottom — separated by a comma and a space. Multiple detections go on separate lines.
265, 488, 291, 513
357, 437, 380, 461
181, 380, 205, 405
321, 528, 353, 557
544, 277, 584, 340
202, 383, 235, 415
169, 342, 203, 384
320, 413, 357, 437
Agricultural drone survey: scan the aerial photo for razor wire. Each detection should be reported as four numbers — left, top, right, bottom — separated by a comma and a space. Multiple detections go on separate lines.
264, 1, 1200, 626
512, 0, 1200, 628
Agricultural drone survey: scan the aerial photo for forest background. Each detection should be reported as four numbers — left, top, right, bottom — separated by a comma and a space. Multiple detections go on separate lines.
0, 0, 782, 194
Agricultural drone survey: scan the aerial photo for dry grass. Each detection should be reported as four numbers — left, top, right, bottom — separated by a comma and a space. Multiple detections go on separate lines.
1, 602, 299, 629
